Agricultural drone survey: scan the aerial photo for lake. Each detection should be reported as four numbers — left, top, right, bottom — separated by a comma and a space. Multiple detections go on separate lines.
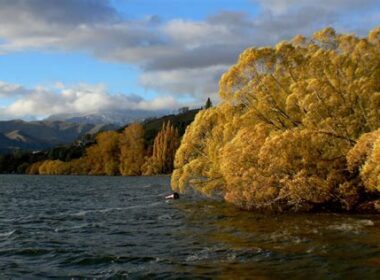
0, 175, 380, 279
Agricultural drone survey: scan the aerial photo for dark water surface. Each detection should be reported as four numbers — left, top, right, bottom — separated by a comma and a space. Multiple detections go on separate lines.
1, 175, 380, 279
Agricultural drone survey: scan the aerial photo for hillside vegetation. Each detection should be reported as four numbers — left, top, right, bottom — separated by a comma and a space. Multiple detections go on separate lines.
171, 27, 380, 212
25, 109, 200, 176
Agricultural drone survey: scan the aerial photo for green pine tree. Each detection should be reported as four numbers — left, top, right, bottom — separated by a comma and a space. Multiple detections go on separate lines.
205, 98, 212, 109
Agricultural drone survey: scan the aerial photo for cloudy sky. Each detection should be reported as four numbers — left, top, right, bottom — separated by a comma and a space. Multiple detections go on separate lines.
0, 0, 379, 120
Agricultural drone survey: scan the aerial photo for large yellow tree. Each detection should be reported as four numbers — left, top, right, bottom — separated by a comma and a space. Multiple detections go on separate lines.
142, 121, 179, 175
172, 27, 380, 211
119, 123, 145, 175
88, 131, 121, 175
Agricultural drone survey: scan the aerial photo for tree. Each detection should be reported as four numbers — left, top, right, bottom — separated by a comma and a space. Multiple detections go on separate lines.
84, 131, 121, 175
142, 121, 179, 175
205, 98, 212, 109
171, 27, 380, 212
347, 129, 380, 193
119, 123, 145, 176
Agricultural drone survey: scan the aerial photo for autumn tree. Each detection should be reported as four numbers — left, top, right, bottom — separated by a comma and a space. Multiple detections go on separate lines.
72, 130, 121, 175
36, 160, 70, 175
142, 121, 179, 175
119, 123, 145, 175
27, 161, 43, 175
172, 26, 380, 212
347, 128, 380, 193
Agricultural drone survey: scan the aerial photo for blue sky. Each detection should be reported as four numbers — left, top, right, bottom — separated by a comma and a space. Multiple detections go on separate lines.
0, 51, 140, 92
112, 0, 260, 20
0, 0, 379, 120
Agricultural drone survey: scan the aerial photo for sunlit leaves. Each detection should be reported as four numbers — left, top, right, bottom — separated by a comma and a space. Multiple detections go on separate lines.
119, 123, 145, 176
172, 27, 380, 211
142, 121, 179, 175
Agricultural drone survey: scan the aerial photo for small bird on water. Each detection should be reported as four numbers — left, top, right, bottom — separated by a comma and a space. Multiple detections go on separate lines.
165, 192, 180, 199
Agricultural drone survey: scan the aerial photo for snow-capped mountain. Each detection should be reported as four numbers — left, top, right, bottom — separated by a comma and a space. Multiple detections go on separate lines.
45, 109, 170, 125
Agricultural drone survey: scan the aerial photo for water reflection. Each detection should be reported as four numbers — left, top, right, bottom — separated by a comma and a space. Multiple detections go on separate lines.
176, 200, 380, 279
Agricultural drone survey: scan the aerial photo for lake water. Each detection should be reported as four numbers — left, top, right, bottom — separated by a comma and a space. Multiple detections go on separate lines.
1, 175, 380, 279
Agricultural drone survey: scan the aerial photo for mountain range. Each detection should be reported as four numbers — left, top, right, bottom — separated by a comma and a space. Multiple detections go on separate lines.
44, 109, 170, 125
0, 120, 116, 153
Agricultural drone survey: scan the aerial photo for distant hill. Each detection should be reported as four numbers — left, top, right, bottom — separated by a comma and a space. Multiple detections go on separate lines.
0, 120, 117, 153
45, 109, 170, 125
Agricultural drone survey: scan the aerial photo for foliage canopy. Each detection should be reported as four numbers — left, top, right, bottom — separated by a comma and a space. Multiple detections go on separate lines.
172, 27, 380, 211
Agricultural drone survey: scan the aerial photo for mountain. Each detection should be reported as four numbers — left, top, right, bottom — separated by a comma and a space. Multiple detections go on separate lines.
45, 109, 170, 125
0, 120, 117, 153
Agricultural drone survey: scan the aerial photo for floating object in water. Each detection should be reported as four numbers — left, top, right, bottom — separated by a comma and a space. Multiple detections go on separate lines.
165, 192, 180, 200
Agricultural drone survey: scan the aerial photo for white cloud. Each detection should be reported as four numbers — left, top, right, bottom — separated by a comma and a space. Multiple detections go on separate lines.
139, 65, 227, 101
0, 81, 30, 97
163, 19, 233, 47
0, 81, 179, 120
253, 0, 379, 15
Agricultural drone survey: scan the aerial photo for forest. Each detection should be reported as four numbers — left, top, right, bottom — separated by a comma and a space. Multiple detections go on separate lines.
171, 27, 380, 212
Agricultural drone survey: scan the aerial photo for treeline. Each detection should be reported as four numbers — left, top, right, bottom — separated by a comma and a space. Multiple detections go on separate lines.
171, 27, 380, 212
0, 109, 200, 175
0, 144, 90, 174
0, 132, 97, 174
28, 121, 179, 175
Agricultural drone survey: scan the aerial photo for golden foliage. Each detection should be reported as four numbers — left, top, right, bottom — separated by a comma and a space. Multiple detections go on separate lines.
86, 131, 121, 175
119, 123, 145, 176
36, 160, 71, 175
27, 161, 43, 175
172, 27, 380, 211
348, 129, 380, 192
142, 121, 179, 175
28, 121, 181, 176
346, 129, 380, 173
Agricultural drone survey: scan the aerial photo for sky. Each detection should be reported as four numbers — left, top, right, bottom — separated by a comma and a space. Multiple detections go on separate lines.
0, 0, 379, 120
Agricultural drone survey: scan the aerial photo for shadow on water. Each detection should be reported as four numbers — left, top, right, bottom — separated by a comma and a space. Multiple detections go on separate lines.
173, 200, 380, 279
0, 175, 380, 279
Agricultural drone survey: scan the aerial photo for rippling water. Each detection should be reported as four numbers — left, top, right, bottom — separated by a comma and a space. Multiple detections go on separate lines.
1, 175, 380, 279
